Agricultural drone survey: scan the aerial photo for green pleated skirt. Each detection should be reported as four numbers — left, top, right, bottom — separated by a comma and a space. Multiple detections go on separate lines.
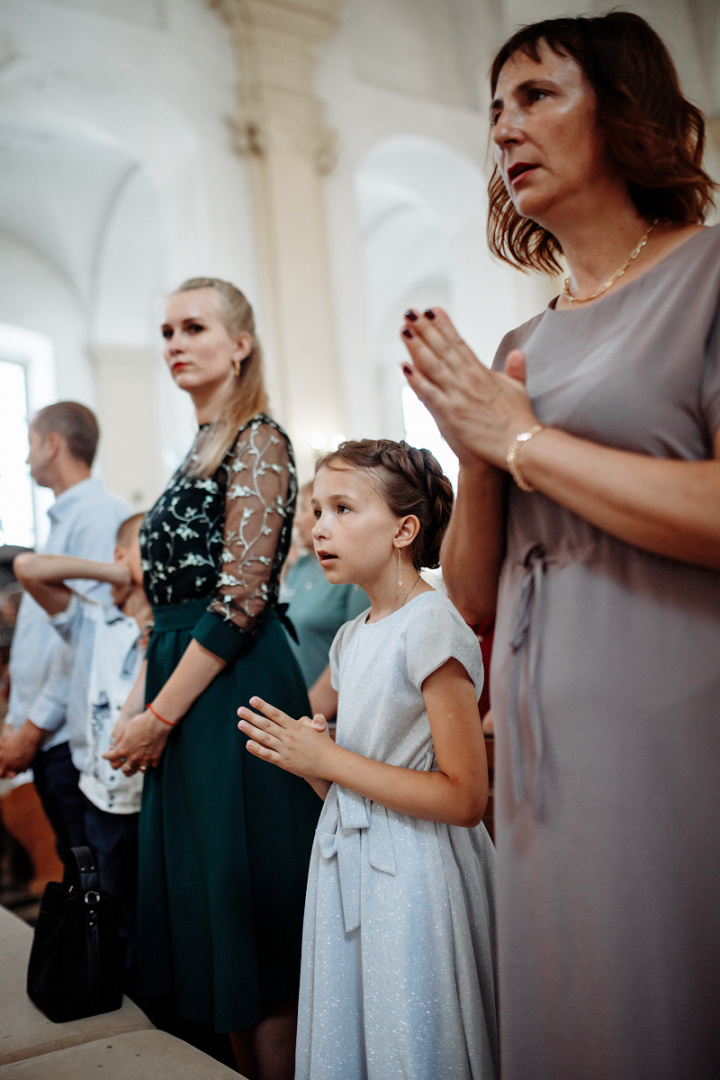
137, 598, 321, 1033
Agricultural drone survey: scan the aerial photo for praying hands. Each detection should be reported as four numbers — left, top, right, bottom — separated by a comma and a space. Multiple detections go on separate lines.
238, 698, 332, 800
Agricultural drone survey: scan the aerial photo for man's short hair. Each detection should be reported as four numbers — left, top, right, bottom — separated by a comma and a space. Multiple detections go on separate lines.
32, 402, 99, 467
116, 513, 145, 550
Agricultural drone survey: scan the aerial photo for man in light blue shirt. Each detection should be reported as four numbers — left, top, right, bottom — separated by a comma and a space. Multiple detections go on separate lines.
0, 402, 130, 867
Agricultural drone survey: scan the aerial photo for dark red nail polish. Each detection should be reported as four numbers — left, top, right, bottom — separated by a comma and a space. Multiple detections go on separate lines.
423, 309, 436, 320
402, 364, 413, 376
405, 309, 418, 321
402, 328, 413, 338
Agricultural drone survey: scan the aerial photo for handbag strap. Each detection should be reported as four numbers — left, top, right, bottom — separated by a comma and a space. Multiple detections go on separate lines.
63, 846, 100, 899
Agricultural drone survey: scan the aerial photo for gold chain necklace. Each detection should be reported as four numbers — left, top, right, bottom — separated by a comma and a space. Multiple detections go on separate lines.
562, 219, 658, 305
399, 575, 421, 608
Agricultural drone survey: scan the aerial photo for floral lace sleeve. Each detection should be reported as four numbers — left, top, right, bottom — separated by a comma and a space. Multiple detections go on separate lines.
208, 417, 296, 633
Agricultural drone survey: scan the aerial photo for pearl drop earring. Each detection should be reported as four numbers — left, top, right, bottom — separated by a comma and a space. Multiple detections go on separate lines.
397, 547, 402, 588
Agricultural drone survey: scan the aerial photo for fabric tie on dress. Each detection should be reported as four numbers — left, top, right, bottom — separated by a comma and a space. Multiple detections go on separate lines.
274, 602, 299, 644
508, 544, 547, 818
318, 787, 396, 933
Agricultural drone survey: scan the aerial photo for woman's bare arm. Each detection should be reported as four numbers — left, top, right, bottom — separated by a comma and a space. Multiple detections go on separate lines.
516, 426, 720, 569
308, 664, 338, 720
109, 659, 148, 747
150, 639, 226, 721
239, 658, 488, 828
104, 640, 226, 772
441, 462, 506, 624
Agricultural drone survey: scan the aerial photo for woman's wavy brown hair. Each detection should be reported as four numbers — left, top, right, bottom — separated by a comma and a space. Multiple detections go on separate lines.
316, 439, 454, 571
488, 11, 717, 274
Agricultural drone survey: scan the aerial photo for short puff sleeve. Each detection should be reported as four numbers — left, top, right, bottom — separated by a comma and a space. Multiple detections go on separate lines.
328, 617, 357, 692
404, 599, 484, 701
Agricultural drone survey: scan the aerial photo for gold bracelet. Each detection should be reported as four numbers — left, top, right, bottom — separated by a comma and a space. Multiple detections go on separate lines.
507, 424, 545, 493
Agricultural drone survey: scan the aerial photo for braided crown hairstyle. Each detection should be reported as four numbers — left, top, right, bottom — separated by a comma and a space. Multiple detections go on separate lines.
316, 439, 454, 571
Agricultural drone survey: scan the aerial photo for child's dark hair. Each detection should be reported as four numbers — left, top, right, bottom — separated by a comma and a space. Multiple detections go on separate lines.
315, 439, 454, 571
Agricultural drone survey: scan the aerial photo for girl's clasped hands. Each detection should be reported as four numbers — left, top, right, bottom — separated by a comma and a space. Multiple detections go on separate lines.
238, 697, 330, 779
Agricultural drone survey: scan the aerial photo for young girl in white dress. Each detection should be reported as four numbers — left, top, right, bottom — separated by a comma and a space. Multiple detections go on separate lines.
237, 439, 498, 1080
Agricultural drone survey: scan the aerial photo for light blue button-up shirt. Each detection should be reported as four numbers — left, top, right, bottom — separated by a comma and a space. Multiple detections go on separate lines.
7, 478, 131, 753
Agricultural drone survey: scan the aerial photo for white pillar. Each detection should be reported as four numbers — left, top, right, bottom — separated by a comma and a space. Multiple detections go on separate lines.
91, 346, 164, 511
209, 0, 347, 480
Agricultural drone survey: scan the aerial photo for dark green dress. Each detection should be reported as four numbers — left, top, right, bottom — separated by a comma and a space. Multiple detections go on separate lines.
138, 415, 320, 1033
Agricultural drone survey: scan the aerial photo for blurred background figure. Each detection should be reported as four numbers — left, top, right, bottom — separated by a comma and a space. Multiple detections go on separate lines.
0, 549, 28, 714
280, 481, 369, 715
14, 512, 151, 998
0, 546, 63, 917
0, 403, 130, 870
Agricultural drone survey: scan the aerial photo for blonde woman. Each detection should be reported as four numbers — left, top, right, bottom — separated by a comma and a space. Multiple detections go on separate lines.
107, 279, 320, 1080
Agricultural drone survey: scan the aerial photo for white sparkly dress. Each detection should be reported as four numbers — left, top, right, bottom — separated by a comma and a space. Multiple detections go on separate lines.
295, 590, 498, 1080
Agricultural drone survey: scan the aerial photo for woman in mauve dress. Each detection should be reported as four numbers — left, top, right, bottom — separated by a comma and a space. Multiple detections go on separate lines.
400, 13, 720, 1080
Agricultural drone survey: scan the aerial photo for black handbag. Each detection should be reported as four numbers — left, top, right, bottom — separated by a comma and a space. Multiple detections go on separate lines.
27, 846, 124, 1022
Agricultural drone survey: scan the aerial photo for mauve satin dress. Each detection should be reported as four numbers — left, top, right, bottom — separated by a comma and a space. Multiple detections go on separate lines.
490, 225, 720, 1080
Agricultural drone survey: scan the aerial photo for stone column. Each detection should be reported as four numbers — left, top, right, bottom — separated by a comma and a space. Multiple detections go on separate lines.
91, 346, 164, 511
209, 0, 347, 479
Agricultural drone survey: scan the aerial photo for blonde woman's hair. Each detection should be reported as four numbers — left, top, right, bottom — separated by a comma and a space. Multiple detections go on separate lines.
175, 277, 269, 478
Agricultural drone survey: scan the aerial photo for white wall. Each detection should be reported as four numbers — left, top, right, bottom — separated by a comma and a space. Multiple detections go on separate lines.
0, 0, 260, 517
316, 0, 554, 459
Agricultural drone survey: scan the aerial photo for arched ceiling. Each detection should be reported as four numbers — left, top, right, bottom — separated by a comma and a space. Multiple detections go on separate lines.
355, 135, 485, 324
0, 111, 137, 304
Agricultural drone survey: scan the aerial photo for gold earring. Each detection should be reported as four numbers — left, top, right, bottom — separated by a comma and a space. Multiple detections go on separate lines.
397, 547, 402, 588
233, 359, 241, 377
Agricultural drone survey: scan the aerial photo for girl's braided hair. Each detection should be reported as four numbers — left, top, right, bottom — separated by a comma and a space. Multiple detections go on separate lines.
316, 439, 454, 571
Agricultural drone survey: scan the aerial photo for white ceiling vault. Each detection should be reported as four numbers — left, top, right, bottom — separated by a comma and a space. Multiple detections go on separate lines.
0, 112, 138, 306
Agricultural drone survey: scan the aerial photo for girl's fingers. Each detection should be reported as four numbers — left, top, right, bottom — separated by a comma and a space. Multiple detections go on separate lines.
238, 717, 281, 750
246, 697, 292, 728
245, 739, 281, 763
238, 706, 278, 734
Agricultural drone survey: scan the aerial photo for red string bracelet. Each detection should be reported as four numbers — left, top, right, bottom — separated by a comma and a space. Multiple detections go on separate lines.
148, 702, 178, 727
